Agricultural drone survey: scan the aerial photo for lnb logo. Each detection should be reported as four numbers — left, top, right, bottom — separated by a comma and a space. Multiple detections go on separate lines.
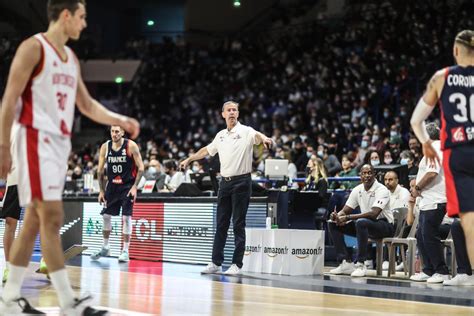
291, 247, 323, 259
264, 246, 288, 258
244, 245, 262, 256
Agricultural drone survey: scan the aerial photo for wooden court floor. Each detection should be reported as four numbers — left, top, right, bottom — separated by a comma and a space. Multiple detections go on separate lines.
2, 259, 473, 315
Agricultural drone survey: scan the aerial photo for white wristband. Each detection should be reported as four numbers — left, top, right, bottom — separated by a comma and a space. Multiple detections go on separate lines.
410, 97, 433, 144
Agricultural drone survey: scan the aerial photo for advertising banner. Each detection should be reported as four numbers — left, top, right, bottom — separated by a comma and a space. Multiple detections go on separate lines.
247, 229, 325, 276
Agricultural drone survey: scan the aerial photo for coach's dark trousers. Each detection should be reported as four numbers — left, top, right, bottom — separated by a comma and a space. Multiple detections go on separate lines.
212, 174, 252, 268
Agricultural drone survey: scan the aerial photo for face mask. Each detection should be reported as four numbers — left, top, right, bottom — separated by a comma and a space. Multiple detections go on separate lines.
390, 131, 398, 137
400, 111, 407, 117
384, 158, 393, 164
400, 158, 409, 165
371, 159, 380, 166
317, 151, 324, 158
372, 135, 379, 143
383, 112, 389, 118
306, 151, 312, 158
361, 140, 369, 149
148, 167, 157, 174
192, 166, 199, 172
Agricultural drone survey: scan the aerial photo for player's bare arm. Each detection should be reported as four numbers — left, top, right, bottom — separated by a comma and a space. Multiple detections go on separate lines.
73, 55, 140, 139
97, 143, 107, 205
0, 38, 42, 178
127, 141, 144, 201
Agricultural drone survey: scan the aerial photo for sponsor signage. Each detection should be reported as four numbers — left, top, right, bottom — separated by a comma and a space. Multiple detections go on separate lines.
243, 229, 325, 275
73, 199, 267, 264
129, 203, 164, 261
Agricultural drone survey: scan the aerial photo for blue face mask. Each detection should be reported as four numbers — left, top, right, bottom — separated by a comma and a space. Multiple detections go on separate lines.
371, 159, 380, 166
317, 151, 324, 158
361, 140, 369, 149
400, 158, 409, 165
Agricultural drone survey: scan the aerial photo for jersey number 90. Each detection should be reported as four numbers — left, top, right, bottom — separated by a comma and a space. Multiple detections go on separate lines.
112, 165, 122, 173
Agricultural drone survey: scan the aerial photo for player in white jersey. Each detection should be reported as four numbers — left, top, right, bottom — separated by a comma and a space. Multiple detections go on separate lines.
0, 1, 140, 315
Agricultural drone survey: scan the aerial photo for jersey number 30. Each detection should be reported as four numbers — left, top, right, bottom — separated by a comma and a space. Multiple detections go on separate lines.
450, 93, 474, 123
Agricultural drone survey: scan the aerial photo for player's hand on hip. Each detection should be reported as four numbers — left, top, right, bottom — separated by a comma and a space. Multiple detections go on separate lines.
0, 144, 12, 179
122, 117, 140, 140
422, 140, 440, 167
98, 191, 106, 205
127, 185, 138, 203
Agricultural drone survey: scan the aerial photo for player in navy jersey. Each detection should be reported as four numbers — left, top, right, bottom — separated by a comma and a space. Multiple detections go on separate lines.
91, 126, 144, 263
411, 30, 474, 268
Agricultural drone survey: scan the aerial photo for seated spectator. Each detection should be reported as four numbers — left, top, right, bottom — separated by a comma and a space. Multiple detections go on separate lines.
363, 150, 381, 167
329, 164, 394, 277
318, 145, 342, 176
145, 159, 167, 190
384, 171, 410, 210
408, 136, 423, 163
332, 155, 358, 190
303, 156, 328, 198
383, 149, 394, 165
400, 150, 418, 177
304, 155, 329, 229
163, 160, 185, 192
409, 123, 451, 284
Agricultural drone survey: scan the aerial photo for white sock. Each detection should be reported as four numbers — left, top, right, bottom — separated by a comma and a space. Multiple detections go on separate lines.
123, 241, 130, 252
103, 238, 109, 248
49, 269, 76, 309
2, 264, 27, 302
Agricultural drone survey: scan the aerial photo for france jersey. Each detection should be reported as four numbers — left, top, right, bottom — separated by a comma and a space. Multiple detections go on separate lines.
439, 65, 474, 150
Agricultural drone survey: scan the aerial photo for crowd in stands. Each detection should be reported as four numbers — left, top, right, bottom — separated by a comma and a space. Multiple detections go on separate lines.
60, 0, 473, 188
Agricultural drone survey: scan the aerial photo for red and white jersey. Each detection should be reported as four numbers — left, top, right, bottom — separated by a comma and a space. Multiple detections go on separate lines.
17, 33, 78, 137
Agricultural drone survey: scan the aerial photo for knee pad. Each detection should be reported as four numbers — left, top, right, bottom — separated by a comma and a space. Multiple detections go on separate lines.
123, 216, 132, 235
103, 214, 112, 231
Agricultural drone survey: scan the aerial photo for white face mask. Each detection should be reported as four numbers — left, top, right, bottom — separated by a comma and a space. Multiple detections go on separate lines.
192, 166, 199, 172
371, 159, 380, 166
384, 157, 393, 164
148, 167, 157, 174
317, 150, 324, 158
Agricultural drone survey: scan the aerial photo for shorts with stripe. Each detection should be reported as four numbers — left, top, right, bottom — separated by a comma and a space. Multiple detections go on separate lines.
443, 145, 474, 217
15, 125, 71, 207
0, 185, 21, 220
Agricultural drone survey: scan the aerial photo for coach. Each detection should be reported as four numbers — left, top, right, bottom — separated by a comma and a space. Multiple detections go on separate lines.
180, 101, 273, 275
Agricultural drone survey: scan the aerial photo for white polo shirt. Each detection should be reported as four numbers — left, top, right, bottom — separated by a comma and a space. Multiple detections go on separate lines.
416, 140, 446, 211
345, 180, 393, 224
207, 122, 259, 177
389, 184, 410, 210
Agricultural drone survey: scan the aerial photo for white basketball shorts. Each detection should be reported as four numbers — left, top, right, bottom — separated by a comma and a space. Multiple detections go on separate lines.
15, 125, 71, 206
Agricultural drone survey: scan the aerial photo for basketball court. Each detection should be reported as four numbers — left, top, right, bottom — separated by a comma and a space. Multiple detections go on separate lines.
2, 255, 473, 315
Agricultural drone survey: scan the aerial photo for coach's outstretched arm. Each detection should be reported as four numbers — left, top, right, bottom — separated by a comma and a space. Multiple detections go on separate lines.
180, 147, 210, 170
410, 69, 444, 166
73, 54, 140, 139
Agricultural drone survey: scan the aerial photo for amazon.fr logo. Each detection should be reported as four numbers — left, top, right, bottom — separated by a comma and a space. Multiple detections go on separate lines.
291, 247, 323, 259
264, 246, 288, 258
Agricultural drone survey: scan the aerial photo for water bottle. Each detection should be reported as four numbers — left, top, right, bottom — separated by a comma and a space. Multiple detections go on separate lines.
266, 217, 272, 229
